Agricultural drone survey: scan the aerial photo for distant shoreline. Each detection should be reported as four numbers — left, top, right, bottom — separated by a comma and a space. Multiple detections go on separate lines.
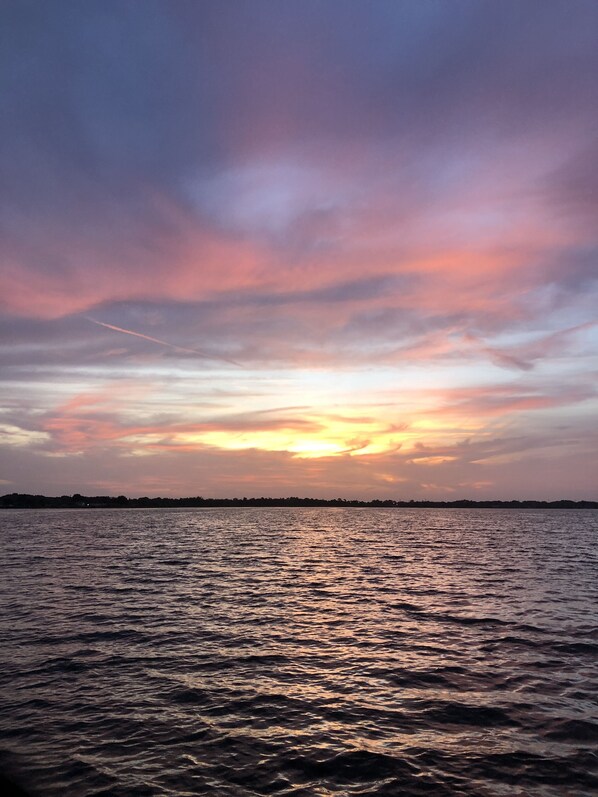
2, 494, 597, 509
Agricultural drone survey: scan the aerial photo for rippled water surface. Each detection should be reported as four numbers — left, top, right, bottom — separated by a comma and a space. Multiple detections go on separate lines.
1, 508, 597, 796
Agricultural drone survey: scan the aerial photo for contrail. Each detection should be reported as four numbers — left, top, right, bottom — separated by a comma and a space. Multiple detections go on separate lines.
86, 318, 241, 366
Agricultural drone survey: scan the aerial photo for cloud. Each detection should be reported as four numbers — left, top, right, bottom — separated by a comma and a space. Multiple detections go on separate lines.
2, 0, 597, 317
2, 0, 597, 496
2, 420, 597, 500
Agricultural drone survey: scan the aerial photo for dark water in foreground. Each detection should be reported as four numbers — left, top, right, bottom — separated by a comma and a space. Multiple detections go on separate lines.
1, 509, 597, 797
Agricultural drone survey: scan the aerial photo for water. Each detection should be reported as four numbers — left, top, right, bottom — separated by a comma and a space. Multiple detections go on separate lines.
1, 508, 597, 797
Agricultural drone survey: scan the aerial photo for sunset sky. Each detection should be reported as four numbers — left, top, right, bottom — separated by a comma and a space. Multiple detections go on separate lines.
1, 0, 597, 499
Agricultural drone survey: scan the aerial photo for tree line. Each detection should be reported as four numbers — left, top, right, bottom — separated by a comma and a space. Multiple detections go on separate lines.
1, 493, 596, 509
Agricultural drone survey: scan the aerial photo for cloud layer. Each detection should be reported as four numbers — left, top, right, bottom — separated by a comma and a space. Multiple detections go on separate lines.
1, 0, 597, 497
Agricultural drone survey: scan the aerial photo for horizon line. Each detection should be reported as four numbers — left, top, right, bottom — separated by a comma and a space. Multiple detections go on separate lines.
2, 493, 597, 508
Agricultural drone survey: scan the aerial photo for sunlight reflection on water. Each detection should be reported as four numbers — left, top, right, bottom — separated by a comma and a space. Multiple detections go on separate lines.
1, 508, 597, 796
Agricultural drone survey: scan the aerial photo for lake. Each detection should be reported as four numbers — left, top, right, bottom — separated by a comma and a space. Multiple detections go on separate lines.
1, 508, 597, 796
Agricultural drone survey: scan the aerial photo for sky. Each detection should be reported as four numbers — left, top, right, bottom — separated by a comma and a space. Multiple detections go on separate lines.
1, 0, 597, 499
